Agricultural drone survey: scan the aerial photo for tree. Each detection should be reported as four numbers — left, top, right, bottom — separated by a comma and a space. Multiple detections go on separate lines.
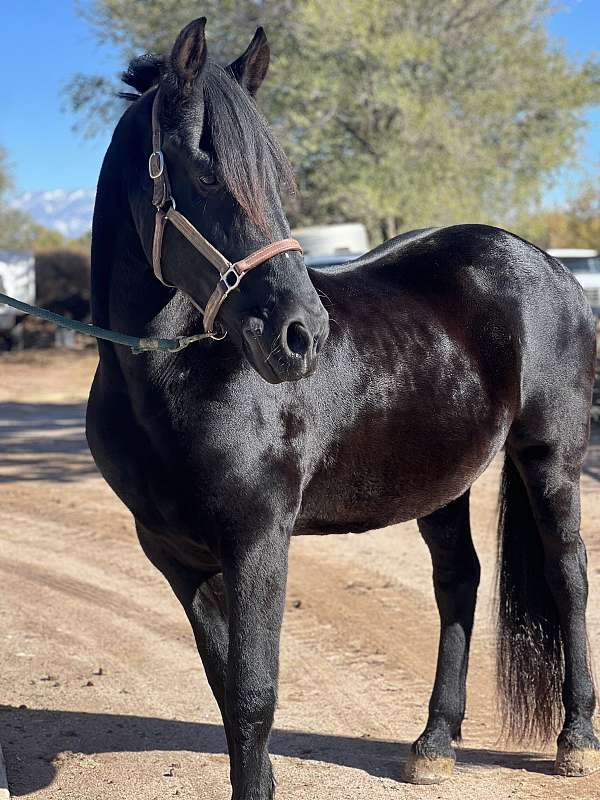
71, 0, 599, 241
518, 177, 600, 249
0, 147, 10, 197
0, 147, 38, 249
560, 181, 600, 249
35, 249, 91, 320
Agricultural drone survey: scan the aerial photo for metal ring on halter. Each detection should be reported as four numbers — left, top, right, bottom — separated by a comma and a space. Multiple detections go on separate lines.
208, 321, 227, 341
219, 265, 244, 298
148, 150, 164, 180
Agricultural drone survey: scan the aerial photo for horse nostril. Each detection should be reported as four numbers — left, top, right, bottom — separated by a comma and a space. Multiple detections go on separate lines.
285, 321, 312, 357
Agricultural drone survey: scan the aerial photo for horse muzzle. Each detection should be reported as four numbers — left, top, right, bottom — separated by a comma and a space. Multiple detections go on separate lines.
241, 312, 329, 384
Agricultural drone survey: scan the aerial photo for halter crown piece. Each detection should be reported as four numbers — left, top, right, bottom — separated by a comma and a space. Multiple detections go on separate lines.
149, 89, 303, 338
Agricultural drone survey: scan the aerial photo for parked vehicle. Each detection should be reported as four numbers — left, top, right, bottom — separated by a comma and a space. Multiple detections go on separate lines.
0, 250, 36, 349
548, 249, 600, 314
293, 223, 369, 258
305, 253, 364, 269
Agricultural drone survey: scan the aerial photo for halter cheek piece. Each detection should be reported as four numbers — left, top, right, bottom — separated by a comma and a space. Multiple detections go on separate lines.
149, 89, 303, 339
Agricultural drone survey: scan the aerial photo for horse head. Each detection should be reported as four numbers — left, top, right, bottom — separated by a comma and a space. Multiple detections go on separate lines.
125, 18, 329, 382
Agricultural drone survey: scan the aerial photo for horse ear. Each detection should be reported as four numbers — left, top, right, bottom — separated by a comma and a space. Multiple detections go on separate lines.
228, 27, 270, 96
171, 17, 207, 89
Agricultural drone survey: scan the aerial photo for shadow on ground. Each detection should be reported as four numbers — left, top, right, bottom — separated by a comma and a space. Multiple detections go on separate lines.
3, 398, 600, 487
0, 402, 97, 483
0, 705, 553, 796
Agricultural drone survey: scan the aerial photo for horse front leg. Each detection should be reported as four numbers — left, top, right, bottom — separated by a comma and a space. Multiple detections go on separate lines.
222, 524, 290, 800
136, 526, 236, 769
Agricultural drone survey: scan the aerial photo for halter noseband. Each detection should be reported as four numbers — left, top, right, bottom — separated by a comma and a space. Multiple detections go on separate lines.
149, 89, 303, 339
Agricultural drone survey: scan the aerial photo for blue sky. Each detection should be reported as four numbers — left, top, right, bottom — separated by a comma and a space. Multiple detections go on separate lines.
0, 2, 120, 194
0, 1, 598, 205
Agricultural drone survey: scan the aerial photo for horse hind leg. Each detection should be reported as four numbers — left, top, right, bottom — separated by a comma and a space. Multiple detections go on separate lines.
405, 490, 480, 784
502, 428, 600, 777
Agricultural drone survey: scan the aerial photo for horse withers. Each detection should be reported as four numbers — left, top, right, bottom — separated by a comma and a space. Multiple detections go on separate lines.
86, 17, 600, 799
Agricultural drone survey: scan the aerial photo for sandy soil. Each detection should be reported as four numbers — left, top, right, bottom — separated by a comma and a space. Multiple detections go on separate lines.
1, 350, 600, 799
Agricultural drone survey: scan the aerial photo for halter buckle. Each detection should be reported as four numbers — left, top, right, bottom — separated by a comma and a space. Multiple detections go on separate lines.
149, 150, 164, 179
219, 265, 243, 297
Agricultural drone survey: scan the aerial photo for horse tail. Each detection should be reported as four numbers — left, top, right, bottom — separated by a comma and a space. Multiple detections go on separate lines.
496, 452, 564, 742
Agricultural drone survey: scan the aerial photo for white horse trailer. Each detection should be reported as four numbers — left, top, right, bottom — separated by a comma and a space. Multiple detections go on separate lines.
292, 223, 369, 258
0, 250, 35, 347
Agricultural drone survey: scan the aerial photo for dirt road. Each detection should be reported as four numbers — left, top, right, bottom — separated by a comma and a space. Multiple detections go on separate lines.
1, 351, 600, 799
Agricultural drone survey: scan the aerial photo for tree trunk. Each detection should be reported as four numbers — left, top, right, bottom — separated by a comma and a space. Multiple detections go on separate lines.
381, 216, 398, 241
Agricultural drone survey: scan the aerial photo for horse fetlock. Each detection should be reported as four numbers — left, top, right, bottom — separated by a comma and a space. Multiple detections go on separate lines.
559, 719, 599, 747
414, 725, 456, 758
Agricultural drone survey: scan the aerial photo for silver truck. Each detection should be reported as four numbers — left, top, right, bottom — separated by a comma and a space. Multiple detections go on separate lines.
548, 248, 600, 315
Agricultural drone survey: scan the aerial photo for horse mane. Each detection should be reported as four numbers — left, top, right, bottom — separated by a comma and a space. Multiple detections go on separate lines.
120, 55, 295, 230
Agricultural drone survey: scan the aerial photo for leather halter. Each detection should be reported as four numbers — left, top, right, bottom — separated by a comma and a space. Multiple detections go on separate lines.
149, 89, 303, 337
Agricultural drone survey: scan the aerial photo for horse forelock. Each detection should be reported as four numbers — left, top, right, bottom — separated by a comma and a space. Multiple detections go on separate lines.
201, 62, 295, 230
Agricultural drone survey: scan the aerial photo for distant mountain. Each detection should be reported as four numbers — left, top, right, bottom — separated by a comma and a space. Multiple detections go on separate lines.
11, 189, 96, 239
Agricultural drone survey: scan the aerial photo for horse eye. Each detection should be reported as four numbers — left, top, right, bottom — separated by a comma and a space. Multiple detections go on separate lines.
199, 174, 218, 186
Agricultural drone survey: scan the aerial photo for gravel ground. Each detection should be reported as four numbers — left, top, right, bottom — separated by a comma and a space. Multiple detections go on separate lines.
1, 350, 600, 799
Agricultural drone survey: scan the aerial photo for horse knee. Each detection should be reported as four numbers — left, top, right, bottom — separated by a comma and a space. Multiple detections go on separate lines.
228, 684, 277, 732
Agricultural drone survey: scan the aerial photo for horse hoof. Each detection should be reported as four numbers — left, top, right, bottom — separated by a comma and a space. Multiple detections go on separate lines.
404, 752, 455, 784
555, 744, 600, 777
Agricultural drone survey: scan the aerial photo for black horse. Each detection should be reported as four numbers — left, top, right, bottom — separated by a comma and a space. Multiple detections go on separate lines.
86, 17, 599, 799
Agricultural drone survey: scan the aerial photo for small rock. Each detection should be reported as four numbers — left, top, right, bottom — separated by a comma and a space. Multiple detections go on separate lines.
84, 681, 94, 687
292, 600, 302, 609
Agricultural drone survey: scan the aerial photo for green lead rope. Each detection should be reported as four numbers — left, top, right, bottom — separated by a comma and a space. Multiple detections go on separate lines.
0, 292, 213, 354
